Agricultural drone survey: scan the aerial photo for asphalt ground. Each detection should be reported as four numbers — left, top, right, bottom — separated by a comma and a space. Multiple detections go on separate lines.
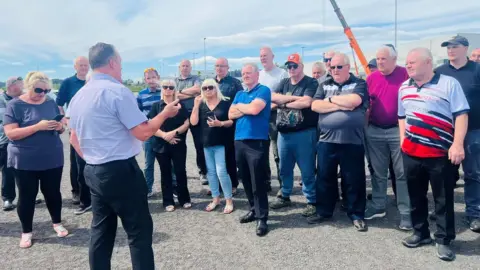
0, 133, 478, 270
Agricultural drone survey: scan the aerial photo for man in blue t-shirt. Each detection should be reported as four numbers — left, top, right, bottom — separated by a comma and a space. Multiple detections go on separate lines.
229, 63, 271, 237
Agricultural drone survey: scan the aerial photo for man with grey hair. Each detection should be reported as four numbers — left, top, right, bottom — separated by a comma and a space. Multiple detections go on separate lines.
309, 53, 369, 232
399, 47, 469, 261
0, 76, 23, 211
175, 60, 207, 184
364, 45, 412, 230
68, 42, 181, 270
471, 48, 480, 63
229, 62, 271, 236
312, 62, 327, 83
323, 50, 336, 74
258, 46, 289, 193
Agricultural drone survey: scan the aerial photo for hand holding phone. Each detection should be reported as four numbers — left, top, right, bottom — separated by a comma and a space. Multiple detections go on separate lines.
53, 114, 65, 122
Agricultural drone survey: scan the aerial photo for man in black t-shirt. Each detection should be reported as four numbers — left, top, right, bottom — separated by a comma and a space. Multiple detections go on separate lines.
270, 53, 319, 217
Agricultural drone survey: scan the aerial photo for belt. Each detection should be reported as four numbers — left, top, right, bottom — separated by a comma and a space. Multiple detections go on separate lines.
369, 122, 398, 129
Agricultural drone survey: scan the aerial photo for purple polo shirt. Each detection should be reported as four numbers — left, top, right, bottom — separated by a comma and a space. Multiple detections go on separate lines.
367, 66, 409, 126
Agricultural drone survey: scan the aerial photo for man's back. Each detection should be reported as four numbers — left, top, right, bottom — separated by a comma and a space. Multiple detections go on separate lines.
68, 74, 147, 165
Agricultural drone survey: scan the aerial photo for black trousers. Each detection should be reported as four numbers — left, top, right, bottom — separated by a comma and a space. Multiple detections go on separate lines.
14, 167, 63, 233
225, 129, 239, 188
235, 140, 269, 221
75, 152, 91, 208
403, 153, 455, 245
155, 144, 190, 207
266, 110, 281, 187
316, 142, 366, 220
84, 157, 154, 270
190, 124, 207, 175
69, 144, 79, 194
0, 145, 16, 202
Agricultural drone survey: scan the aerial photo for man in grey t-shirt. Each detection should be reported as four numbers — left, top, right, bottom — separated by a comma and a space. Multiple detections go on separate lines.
308, 53, 369, 232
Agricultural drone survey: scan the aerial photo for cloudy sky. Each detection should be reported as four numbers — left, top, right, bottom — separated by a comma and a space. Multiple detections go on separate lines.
0, 0, 479, 81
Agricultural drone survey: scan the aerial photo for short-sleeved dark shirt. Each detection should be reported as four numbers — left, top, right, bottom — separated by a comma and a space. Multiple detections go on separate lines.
313, 74, 370, 145
196, 100, 232, 147
3, 97, 64, 170
274, 76, 319, 133
56, 74, 86, 107
175, 75, 202, 113
215, 75, 244, 103
147, 100, 189, 153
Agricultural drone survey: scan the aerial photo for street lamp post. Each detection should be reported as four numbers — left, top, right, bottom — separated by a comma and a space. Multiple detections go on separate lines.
204, 38, 207, 76
192, 52, 198, 71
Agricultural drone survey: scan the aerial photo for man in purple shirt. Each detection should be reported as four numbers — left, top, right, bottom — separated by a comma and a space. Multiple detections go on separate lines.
364, 45, 412, 231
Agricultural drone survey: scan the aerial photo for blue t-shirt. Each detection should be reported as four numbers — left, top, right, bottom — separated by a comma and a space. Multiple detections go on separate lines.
232, 84, 271, 141
3, 97, 64, 170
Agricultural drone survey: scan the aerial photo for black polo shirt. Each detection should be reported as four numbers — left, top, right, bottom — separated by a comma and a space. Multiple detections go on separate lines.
435, 60, 480, 131
215, 75, 243, 103
56, 74, 86, 107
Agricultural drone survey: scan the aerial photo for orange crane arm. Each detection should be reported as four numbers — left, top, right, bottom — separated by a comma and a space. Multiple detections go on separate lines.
329, 0, 371, 76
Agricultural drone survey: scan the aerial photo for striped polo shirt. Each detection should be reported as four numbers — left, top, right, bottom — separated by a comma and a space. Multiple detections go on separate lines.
136, 88, 161, 115
398, 73, 470, 158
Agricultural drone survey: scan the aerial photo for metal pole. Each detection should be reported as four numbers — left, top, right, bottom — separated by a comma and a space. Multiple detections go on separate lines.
204, 38, 207, 76
395, 0, 397, 49
193, 53, 198, 71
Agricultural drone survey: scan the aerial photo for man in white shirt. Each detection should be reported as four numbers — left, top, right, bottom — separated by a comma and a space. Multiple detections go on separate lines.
259, 46, 289, 194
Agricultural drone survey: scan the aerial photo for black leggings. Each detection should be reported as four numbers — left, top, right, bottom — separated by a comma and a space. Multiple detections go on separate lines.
14, 167, 63, 233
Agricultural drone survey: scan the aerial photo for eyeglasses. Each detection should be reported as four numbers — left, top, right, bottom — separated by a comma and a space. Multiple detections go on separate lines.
202, 85, 215, 91
323, 58, 332, 62
286, 64, 299, 70
162, 85, 175, 90
144, 67, 157, 73
330, 65, 345, 70
215, 64, 228, 68
34, 88, 51, 94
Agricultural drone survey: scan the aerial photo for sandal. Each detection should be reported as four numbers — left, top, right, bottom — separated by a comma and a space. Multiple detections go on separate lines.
165, 205, 175, 212
19, 233, 33, 248
223, 204, 234, 214
53, 224, 69, 238
183, 203, 192, 209
205, 201, 219, 212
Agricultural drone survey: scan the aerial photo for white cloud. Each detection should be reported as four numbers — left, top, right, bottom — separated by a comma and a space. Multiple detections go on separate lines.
59, 64, 72, 68
0, 59, 24, 66
42, 70, 56, 74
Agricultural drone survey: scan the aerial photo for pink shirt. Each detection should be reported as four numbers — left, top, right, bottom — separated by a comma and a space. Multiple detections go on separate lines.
367, 66, 409, 126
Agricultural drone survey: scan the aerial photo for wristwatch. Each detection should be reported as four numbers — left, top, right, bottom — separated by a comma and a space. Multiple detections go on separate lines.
175, 130, 179, 135
328, 97, 332, 103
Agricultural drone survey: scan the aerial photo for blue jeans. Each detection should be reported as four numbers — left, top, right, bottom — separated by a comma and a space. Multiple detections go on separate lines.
463, 129, 480, 218
278, 128, 317, 204
204, 145, 232, 199
143, 137, 156, 193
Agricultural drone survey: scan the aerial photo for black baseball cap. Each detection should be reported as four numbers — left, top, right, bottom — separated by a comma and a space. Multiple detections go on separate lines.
441, 35, 469, 47
367, 59, 377, 68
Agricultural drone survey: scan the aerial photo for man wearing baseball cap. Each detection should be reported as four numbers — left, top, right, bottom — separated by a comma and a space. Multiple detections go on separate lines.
367, 59, 378, 73
435, 35, 480, 233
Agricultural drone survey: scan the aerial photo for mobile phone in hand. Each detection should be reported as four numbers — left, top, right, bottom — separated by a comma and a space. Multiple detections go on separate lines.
53, 114, 65, 122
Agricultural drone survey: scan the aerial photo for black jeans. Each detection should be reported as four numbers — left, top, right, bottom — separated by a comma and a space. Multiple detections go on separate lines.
316, 142, 366, 220
235, 140, 269, 221
267, 110, 281, 187
225, 130, 239, 188
70, 144, 79, 195
84, 157, 154, 270
75, 152, 91, 207
155, 144, 190, 207
14, 167, 63, 233
403, 153, 455, 245
0, 145, 15, 202
190, 124, 207, 175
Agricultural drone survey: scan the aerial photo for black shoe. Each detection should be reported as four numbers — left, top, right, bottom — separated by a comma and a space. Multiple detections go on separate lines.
3, 200, 15, 211
353, 219, 368, 232
239, 211, 256, 224
256, 220, 268, 236
467, 217, 480, 233
402, 234, 433, 248
74, 205, 92, 215
72, 193, 80, 205
436, 243, 455, 261
367, 194, 372, 200
307, 214, 331, 224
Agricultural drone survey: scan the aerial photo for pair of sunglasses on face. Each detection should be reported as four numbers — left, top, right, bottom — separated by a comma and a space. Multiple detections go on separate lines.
34, 88, 51, 94
162, 86, 175, 90
286, 63, 299, 70
202, 85, 215, 91
330, 65, 345, 70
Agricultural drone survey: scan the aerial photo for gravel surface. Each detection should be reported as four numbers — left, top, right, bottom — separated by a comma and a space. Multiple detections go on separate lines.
0, 133, 478, 270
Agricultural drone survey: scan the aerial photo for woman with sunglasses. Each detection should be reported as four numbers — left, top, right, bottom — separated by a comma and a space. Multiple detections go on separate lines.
190, 79, 234, 214
147, 80, 191, 212
3, 71, 67, 248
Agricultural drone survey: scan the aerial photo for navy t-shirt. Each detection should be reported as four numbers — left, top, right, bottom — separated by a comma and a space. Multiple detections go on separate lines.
3, 97, 64, 170
197, 100, 232, 147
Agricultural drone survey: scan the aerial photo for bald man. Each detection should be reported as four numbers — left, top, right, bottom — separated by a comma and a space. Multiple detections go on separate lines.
471, 48, 480, 63
56, 56, 90, 207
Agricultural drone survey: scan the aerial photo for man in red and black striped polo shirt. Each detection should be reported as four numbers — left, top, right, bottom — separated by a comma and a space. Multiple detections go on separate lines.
398, 47, 469, 261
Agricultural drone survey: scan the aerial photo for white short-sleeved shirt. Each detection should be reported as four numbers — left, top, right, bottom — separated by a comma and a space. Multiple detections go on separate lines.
259, 66, 289, 92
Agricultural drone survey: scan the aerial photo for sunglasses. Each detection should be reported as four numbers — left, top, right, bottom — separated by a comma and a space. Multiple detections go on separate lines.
11, 77, 23, 84
34, 88, 51, 94
202, 85, 215, 91
144, 67, 157, 73
162, 86, 175, 90
323, 58, 332, 62
330, 65, 345, 70
286, 64, 299, 70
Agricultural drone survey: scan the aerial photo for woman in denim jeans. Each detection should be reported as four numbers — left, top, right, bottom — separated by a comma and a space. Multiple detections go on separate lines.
190, 79, 234, 214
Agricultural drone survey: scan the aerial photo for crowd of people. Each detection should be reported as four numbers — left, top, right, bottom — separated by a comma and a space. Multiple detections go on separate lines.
0, 35, 479, 269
